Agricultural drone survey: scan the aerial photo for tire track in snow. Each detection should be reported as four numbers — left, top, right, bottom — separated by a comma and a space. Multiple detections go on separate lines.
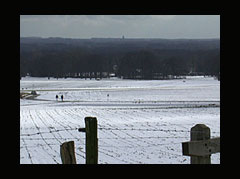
24, 109, 61, 164
20, 137, 33, 164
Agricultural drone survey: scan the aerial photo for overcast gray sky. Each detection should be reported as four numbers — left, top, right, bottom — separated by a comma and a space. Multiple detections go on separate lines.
20, 15, 220, 39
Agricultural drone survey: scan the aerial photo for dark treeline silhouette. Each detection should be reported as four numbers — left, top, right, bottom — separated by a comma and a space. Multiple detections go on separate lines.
20, 37, 220, 80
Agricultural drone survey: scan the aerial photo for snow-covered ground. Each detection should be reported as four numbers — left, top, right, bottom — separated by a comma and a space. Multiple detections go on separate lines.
20, 76, 220, 164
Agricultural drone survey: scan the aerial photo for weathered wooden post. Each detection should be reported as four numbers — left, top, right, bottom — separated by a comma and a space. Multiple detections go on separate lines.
78, 117, 98, 164
60, 141, 77, 164
190, 124, 211, 164
182, 124, 211, 164
182, 124, 220, 164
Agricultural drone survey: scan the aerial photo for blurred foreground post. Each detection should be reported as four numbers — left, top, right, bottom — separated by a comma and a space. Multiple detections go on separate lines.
60, 141, 77, 164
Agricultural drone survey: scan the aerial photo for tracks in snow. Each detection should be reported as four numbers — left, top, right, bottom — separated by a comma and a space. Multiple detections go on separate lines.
20, 104, 220, 164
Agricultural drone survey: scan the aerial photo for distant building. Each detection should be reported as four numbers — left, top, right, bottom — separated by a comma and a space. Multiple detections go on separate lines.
109, 73, 116, 77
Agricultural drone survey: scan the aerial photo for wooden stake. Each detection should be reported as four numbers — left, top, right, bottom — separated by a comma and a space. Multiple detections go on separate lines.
60, 141, 77, 164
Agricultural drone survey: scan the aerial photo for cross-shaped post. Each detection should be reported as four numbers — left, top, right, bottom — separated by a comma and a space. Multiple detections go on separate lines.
182, 124, 220, 164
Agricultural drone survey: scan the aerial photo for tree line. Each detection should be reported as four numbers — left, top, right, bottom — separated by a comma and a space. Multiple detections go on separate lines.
20, 37, 220, 80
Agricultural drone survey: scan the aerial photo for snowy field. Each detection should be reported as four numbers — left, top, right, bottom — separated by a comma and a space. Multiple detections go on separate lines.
20, 76, 220, 164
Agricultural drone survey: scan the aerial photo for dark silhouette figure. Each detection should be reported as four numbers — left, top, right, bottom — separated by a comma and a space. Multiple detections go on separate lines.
61, 95, 63, 101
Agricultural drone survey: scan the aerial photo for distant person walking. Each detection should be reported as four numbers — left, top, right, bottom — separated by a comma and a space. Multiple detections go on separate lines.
61, 95, 64, 102
56, 95, 58, 101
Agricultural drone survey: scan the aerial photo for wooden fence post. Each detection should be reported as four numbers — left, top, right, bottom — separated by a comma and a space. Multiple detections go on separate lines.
60, 141, 77, 164
85, 117, 98, 164
190, 124, 211, 164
